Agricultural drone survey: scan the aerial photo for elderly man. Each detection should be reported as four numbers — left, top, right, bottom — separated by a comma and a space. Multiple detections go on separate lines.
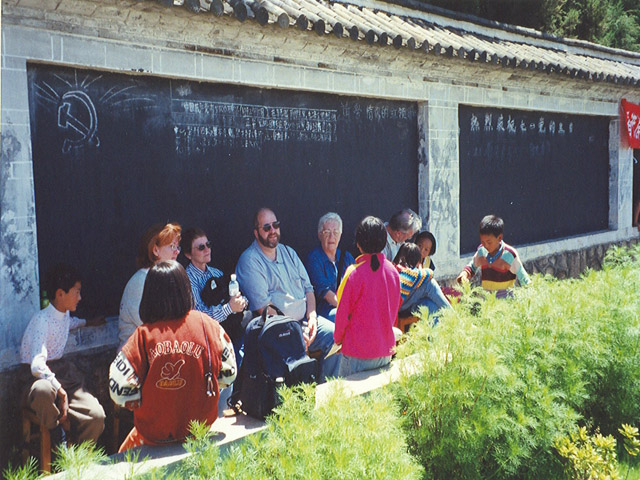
382, 208, 422, 261
305, 212, 355, 322
235, 208, 340, 380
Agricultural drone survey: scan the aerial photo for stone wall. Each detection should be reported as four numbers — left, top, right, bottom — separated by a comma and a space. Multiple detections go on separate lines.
525, 238, 639, 279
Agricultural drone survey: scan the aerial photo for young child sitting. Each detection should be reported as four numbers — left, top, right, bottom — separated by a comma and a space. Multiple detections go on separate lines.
414, 230, 437, 270
456, 215, 530, 298
393, 243, 451, 319
334, 216, 400, 377
20, 264, 105, 447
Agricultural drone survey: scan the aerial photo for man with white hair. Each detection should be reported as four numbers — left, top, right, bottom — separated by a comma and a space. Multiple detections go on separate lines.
382, 208, 422, 261
305, 212, 355, 322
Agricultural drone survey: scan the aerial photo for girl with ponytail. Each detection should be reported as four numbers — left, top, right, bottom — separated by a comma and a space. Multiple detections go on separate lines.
334, 216, 401, 377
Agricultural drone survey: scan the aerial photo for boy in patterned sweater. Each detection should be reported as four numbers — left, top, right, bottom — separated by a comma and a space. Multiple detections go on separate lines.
456, 215, 530, 298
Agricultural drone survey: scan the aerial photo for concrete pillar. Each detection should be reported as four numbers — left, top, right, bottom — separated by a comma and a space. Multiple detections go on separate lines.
1, 29, 41, 367
609, 117, 634, 233
418, 99, 460, 274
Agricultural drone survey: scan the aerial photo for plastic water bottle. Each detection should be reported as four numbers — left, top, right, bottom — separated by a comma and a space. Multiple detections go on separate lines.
40, 291, 50, 309
228, 274, 240, 297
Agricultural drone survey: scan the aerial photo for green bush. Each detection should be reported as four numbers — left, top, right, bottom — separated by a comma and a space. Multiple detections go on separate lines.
170, 383, 423, 480
393, 244, 640, 480
554, 426, 620, 480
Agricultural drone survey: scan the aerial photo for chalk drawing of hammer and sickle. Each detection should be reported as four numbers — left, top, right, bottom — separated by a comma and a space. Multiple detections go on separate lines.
57, 90, 100, 153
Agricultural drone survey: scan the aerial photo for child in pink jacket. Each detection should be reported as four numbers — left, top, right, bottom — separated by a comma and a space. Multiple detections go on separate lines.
335, 216, 401, 377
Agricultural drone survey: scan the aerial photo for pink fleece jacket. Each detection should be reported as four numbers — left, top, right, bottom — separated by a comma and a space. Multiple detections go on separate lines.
334, 253, 401, 359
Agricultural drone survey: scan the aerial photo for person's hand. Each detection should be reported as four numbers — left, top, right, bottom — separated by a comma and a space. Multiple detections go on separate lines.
228, 295, 246, 313
456, 271, 470, 284
303, 314, 318, 348
85, 316, 106, 327
56, 386, 69, 426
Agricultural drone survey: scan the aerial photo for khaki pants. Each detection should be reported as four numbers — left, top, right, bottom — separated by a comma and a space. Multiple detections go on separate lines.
25, 359, 105, 444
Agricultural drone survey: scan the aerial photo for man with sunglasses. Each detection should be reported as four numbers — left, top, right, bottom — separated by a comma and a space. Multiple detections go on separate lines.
235, 208, 340, 381
182, 227, 249, 363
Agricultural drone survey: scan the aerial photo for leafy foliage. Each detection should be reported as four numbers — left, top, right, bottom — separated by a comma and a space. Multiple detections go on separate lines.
555, 426, 620, 480
169, 383, 423, 480
51, 441, 108, 480
394, 243, 640, 480
413, 0, 640, 51
2, 457, 40, 480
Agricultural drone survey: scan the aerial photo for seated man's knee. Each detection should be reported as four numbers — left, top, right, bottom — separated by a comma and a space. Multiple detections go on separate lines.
28, 379, 57, 404
27, 380, 59, 429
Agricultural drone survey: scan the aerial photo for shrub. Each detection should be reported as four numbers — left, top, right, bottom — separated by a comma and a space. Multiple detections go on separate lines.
393, 244, 640, 480
554, 426, 619, 480
169, 383, 423, 480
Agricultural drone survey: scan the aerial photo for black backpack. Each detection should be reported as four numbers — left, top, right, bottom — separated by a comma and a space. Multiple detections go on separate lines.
229, 306, 318, 419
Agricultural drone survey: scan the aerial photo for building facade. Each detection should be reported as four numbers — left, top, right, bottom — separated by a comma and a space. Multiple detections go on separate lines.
1, 0, 639, 465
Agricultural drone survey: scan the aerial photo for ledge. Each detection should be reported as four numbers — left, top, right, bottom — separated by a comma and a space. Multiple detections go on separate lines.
0, 316, 120, 371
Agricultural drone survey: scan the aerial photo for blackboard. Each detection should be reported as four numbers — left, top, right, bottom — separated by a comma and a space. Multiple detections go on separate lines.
459, 105, 610, 254
27, 64, 418, 317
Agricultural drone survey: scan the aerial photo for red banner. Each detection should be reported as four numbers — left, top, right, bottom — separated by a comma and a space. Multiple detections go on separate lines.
621, 98, 640, 148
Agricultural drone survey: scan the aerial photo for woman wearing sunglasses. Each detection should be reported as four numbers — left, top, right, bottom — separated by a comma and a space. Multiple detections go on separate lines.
181, 227, 250, 364
110, 260, 236, 451
118, 222, 182, 348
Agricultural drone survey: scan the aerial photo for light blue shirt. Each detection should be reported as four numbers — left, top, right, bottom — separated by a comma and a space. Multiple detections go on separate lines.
235, 240, 313, 320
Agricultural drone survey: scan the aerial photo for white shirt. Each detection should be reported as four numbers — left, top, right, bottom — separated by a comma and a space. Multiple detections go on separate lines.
382, 224, 402, 261
20, 304, 85, 390
118, 268, 149, 347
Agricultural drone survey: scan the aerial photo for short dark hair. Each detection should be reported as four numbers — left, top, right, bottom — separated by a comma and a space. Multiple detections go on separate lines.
415, 230, 436, 255
393, 243, 422, 268
181, 227, 207, 255
479, 215, 504, 237
44, 263, 81, 296
355, 216, 387, 271
139, 261, 194, 324
388, 208, 422, 234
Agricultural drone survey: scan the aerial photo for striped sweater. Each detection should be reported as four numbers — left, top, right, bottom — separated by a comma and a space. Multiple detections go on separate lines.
464, 241, 530, 297
396, 265, 434, 303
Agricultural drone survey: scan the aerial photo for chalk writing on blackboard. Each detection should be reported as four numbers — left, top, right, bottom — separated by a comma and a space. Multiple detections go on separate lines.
33, 71, 155, 154
172, 99, 338, 154
470, 112, 574, 138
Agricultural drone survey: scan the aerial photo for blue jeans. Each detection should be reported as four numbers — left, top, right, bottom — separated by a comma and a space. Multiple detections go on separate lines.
308, 315, 341, 381
338, 355, 391, 377
400, 278, 451, 320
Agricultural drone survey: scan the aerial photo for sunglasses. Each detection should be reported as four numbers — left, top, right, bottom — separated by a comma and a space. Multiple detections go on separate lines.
260, 221, 281, 232
195, 241, 211, 251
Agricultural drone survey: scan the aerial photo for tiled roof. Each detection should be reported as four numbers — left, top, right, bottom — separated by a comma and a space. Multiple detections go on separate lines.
164, 0, 640, 85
